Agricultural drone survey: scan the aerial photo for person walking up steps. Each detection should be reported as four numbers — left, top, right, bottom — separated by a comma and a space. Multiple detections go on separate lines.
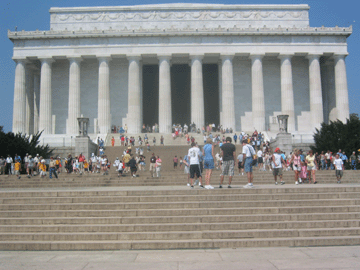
203, 138, 215, 189
334, 154, 344, 184
188, 142, 203, 188
242, 139, 255, 188
219, 137, 236, 188
272, 148, 287, 185
149, 153, 156, 177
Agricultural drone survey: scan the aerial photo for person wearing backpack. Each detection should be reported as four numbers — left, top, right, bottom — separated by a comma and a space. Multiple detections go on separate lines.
242, 139, 256, 188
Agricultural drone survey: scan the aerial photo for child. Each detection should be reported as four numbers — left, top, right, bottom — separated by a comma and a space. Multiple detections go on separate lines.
14, 160, 21, 179
39, 160, 47, 178
117, 160, 124, 177
333, 154, 344, 184
84, 159, 89, 173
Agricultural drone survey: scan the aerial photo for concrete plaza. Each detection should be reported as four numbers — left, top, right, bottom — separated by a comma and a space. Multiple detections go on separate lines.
1, 245, 359, 270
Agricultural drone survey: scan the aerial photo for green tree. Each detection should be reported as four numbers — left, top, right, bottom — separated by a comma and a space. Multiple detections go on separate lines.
312, 114, 360, 168
0, 127, 53, 159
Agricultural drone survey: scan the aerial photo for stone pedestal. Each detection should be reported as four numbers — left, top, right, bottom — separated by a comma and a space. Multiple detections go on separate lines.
75, 137, 98, 160
271, 133, 293, 156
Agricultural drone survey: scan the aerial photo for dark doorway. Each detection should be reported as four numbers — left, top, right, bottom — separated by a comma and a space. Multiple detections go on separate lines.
203, 64, 219, 126
171, 64, 191, 125
142, 65, 159, 126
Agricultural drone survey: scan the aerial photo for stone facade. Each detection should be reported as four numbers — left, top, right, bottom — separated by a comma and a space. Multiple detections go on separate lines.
9, 3, 351, 137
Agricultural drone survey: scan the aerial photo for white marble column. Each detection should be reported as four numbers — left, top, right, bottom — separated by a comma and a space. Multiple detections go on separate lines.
250, 55, 265, 131
334, 54, 350, 123
25, 65, 35, 134
190, 55, 205, 130
307, 54, 324, 130
218, 60, 223, 126
97, 56, 111, 134
127, 55, 142, 134
67, 57, 82, 134
38, 58, 54, 134
158, 55, 172, 133
221, 55, 235, 131
12, 58, 27, 134
33, 72, 40, 134
279, 55, 295, 132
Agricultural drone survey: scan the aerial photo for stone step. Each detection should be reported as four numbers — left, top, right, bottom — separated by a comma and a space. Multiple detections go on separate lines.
1, 199, 359, 211
2, 235, 360, 250
1, 212, 360, 225
1, 219, 359, 233
2, 227, 360, 241
1, 205, 359, 218
2, 193, 360, 205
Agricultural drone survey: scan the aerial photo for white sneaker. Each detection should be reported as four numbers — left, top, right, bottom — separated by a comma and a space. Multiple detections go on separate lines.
187, 183, 190, 187
208, 185, 214, 189
299, 179, 302, 183
242, 173, 244, 175
275, 182, 278, 185
295, 181, 299, 185
243, 183, 251, 188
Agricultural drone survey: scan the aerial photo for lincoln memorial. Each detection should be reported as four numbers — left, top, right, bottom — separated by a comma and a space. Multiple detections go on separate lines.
9, 3, 351, 141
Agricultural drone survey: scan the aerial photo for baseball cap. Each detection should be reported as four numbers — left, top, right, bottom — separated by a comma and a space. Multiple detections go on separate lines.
275, 147, 280, 152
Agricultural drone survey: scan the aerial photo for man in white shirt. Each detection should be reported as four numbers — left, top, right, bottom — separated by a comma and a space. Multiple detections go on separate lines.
242, 140, 255, 188
333, 154, 344, 183
272, 147, 287, 185
188, 142, 203, 188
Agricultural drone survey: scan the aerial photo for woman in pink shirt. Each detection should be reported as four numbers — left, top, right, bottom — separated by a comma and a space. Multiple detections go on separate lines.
290, 149, 302, 185
155, 156, 162, 177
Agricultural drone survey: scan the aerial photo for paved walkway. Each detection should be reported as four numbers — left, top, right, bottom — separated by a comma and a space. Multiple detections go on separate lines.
0, 246, 359, 270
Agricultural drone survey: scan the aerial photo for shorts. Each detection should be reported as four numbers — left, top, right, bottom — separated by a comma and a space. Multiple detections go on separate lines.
238, 162, 244, 169
130, 167, 137, 174
336, 170, 343, 177
203, 159, 214, 170
293, 164, 301, 171
257, 157, 263, 164
273, 168, 283, 176
307, 166, 316, 171
174, 162, 178, 167
190, 164, 201, 178
221, 160, 234, 176
244, 157, 253, 173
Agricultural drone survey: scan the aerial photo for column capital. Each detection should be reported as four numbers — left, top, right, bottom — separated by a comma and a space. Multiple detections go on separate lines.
249, 54, 265, 61
38, 57, 55, 64
127, 54, 142, 61
220, 54, 235, 61
158, 54, 172, 61
12, 57, 28, 64
96, 55, 112, 62
189, 55, 204, 61
306, 54, 321, 60
333, 54, 348, 60
278, 54, 294, 60
67, 56, 83, 62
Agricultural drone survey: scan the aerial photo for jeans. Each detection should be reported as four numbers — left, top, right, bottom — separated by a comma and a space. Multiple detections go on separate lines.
321, 160, 325, 170
351, 161, 357, 170
49, 167, 58, 179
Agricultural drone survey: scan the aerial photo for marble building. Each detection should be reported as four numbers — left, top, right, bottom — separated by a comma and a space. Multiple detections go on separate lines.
9, 3, 351, 139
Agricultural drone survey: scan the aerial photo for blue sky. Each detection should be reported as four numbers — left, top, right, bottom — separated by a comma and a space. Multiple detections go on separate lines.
0, 0, 358, 132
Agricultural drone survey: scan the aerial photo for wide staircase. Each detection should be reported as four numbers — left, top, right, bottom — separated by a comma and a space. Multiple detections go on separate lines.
0, 146, 360, 250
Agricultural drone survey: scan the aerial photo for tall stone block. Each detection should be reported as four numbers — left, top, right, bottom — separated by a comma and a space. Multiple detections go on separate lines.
67, 57, 82, 134
97, 57, 111, 134
25, 65, 35, 134
158, 55, 172, 133
334, 54, 350, 123
127, 55, 142, 134
307, 55, 324, 130
12, 59, 27, 134
251, 55, 265, 131
221, 55, 235, 131
190, 55, 205, 130
279, 55, 295, 133
39, 58, 54, 134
